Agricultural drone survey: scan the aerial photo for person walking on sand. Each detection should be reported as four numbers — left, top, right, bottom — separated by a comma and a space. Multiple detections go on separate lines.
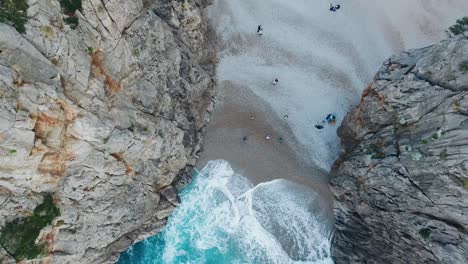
257, 25, 263, 35
272, 78, 279, 85
330, 3, 340, 12
325, 114, 336, 124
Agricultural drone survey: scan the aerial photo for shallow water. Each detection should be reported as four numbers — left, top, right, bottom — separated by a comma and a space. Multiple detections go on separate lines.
118, 160, 332, 264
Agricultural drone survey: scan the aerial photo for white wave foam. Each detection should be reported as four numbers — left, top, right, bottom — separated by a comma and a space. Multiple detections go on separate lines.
160, 160, 333, 264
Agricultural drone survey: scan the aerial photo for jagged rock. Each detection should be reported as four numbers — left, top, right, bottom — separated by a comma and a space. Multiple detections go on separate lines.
0, 247, 15, 264
0, 0, 215, 263
331, 38, 468, 264
161, 185, 181, 206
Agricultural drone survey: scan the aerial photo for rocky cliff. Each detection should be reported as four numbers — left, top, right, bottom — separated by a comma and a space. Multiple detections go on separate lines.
331, 38, 468, 263
0, 0, 215, 263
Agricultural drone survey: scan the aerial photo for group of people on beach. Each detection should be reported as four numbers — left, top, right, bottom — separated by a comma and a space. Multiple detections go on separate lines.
248, 4, 340, 142
256, 2, 342, 36
315, 114, 336, 129
247, 110, 337, 142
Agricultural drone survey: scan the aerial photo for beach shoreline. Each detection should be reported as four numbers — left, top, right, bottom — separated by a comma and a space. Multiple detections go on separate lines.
195, 0, 468, 257
196, 80, 335, 224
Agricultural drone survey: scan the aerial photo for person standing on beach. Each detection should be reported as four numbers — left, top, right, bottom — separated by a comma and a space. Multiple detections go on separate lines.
257, 25, 263, 35
330, 3, 340, 12
325, 114, 337, 125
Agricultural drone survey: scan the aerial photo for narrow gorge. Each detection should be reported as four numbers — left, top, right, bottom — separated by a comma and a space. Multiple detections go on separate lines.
0, 0, 467, 263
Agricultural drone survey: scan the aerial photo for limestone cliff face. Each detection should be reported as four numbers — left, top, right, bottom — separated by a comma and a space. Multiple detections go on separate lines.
0, 0, 215, 263
331, 38, 468, 264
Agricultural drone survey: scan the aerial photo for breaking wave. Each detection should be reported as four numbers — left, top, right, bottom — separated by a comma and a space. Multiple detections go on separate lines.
119, 160, 333, 264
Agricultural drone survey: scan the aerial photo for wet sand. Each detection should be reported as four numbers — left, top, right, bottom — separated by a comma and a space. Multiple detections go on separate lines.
196, 80, 334, 221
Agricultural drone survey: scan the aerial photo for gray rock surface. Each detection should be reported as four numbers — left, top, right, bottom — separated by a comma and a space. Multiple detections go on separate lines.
0, 247, 15, 264
331, 38, 468, 264
0, 0, 215, 263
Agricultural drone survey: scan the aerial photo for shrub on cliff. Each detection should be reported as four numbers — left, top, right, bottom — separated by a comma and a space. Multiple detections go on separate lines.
59, 0, 82, 29
460, 61, 468, 73
0, 0, 28, 33
0, 194, 60, 261
448, 17, 468, 38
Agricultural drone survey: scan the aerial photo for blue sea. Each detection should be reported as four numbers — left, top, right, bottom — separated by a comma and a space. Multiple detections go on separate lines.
118, 160, 333, 264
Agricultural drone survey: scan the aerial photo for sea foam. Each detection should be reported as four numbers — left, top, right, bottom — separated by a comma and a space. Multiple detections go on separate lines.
119, 160, 332, 264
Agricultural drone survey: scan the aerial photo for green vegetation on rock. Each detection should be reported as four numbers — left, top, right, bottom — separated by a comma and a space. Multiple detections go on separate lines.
55, 220, 65, 227
59, 0, 82, 14
0, 194, 60, 261
418, 228, 432, 240
462, 178, 468, 189
439, 149, 448, 160
460, 61, 468, 73
453, 176, 468, 189
448, 17, 468, 38
86, 47, 94, 55
367, 143, 385, 159
59, 0, 82, 29
0, 0, 28, 33
51, 57, 59, 65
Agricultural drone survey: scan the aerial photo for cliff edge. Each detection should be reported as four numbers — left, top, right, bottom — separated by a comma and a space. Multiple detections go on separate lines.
0, 0, 215, 263
331, 37, 468, 263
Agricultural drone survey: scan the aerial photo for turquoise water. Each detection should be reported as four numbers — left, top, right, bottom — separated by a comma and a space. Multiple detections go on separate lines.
118, 160, 332, 264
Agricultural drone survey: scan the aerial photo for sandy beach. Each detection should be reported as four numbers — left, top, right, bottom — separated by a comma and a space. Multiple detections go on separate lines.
197, 80, 332, 188
197, 0, 468, 230
204, 0, 468, 168
196, 78, 336, 225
